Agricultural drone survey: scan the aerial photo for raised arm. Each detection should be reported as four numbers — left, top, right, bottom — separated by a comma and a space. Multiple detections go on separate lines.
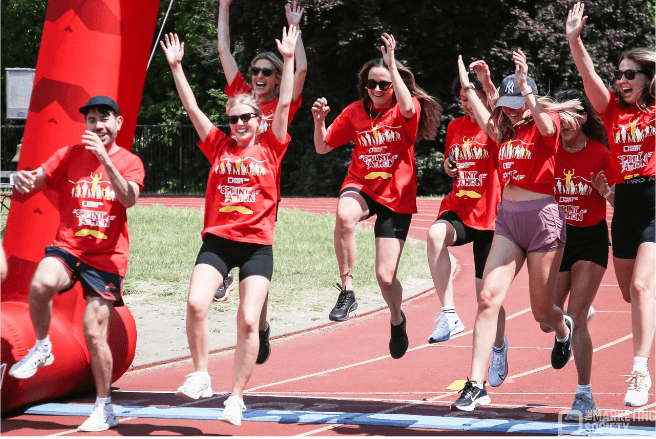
381, 33, 414, 119
469, 60, 498, 109
160, 33, 214, 142
217, 0, 240, 86
286, 2, 307, 104
271, 25, 298, 143
311, 97, 332, 154
459, 56, 493, 137
566, 2, 609, 114
513, 49, 557, 138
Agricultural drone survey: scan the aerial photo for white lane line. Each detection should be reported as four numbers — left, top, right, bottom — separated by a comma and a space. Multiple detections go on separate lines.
246, 307, 532, 394
47, 417, 137, 436
510, 333, 633, 380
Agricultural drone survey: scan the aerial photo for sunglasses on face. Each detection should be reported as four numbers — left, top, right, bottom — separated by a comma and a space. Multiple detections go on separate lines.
250, 67, 276, 77
613, 69, 650, 81
555, 89, 580, 101
365, 79, 392, 91
227, 113, 258, 124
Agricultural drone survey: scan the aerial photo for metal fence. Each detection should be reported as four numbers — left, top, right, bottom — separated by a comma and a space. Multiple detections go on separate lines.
1, 124, 230, 195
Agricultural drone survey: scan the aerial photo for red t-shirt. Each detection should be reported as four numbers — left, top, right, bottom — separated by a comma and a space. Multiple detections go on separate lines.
325, 98, 422, 214
598, 90, 655, 184
225, 70, 302, 201
198, 125, 290, 245
554, 139, 615, 227
438, 116, 501, 231
495, 112, 561, 194
41, 145, 145, 276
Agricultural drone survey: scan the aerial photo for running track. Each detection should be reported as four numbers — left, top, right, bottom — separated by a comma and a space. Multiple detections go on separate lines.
3, 197, 655, 436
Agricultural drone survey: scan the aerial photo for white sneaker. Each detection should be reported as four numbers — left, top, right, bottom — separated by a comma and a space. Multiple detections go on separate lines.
488, 336, 508, 387
219, 395, 246, 426
625, 370, 652, 407
77, 404, 119, 432
8, 345, 54, 379
175, 371, 213, 399
428, 312, 464, 343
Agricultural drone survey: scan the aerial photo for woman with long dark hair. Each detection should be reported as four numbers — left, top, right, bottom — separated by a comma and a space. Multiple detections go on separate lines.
566, 2, 655, 407
312, 33, 442, 359
537, 90, 614, 420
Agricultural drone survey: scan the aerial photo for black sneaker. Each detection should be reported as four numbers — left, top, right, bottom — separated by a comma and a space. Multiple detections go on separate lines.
389, 311, 409, 359
451, 379, 491, 411
215, 272, 236, 300
256, 323, 271, 365
329, 283, 358, 321
551, 315, 573, 369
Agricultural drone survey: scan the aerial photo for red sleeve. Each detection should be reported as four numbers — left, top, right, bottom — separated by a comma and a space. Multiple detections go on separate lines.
120, 152, 146, 191
198, 125, 230, 162
225, 70, 252, 97
596, 89, 616, 124
401, 98, 421, 142
41, 146, 73, 189
325, 104, 357, 149
263, 129, 291, 162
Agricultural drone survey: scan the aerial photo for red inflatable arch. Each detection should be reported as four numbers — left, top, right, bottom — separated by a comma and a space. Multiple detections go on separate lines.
1, 0, 161, 412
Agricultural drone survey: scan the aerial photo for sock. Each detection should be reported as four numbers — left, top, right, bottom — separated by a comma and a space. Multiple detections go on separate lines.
35, 337, 51, 351
633, 357, 649, 373
556, 327, 570, 343
95, 396, 111, 407
471, 381, 484, 389
442, 306, 456, 313
576, 384, 592, 397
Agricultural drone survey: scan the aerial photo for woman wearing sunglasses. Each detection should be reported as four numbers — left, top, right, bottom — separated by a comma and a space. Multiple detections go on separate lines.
161, 26, 298, 425
566, 2, 655, 407
312, 33, 442, 358
218, 0, 306, 131
217, 0, 307, 366
537, 91, 615, 420
451, 51, 573, 412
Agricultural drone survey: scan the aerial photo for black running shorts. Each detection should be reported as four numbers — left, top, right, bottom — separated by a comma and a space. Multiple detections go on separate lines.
45, 246, 124, 306
559, 220, 610, 272
340, 188, 412, 241
611, 177, 655, 259
436, 211, 494, 279
195, 234, 274, 281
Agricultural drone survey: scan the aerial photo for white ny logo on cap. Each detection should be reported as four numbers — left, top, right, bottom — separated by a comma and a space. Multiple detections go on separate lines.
505, 82, 515, 94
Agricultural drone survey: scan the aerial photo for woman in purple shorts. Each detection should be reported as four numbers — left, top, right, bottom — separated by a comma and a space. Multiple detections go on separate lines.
450, 50, 573, 412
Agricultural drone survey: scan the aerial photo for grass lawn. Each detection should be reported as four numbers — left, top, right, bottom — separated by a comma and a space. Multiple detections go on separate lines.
124, 204, 432, 317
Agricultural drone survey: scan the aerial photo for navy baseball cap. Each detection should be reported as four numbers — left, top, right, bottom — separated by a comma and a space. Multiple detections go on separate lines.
79, 95, 120, 115
497, 74, 538, 110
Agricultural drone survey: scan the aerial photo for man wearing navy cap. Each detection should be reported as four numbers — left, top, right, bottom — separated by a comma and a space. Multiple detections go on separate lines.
9, 95, 145, 432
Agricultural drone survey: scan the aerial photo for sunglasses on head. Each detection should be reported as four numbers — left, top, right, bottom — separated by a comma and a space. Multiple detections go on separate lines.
365, 79, 392, 91
250, 67, 276, 77
555, 89, 580, 101
613, 69, 650, 81
227, 113, 258, 124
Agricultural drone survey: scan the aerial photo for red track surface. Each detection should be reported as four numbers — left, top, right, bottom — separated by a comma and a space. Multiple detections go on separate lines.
3, 197, 654, 436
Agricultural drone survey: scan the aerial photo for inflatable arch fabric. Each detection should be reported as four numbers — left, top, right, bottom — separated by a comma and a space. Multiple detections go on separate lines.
1, 0, 161, 412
